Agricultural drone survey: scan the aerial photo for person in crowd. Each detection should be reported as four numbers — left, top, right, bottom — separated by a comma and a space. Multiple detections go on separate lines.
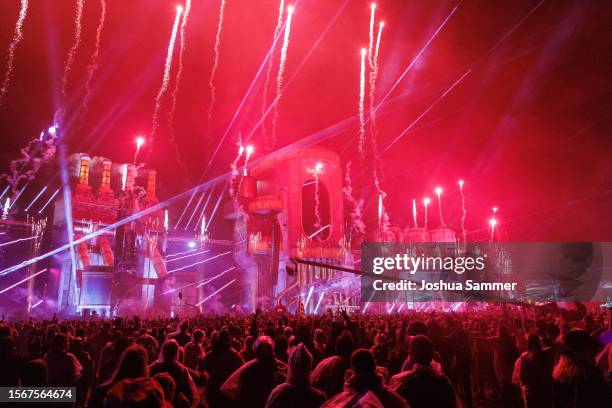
20, 359, 48, 386
88, 344, 149, 408
45, 333, 82, 387
184, 328, 206, 370
311, 332, 355, 397
150, 339, 197, 406
168, 321, 192, 347
221, 335, 287, 408
391, 335, 457, 408
103, 377, 168, 408
265, 343, 327, 408
552, 329, 612, 407
513, 333, 554, 407
202, 328, 245, 407
323, 348, 409, 408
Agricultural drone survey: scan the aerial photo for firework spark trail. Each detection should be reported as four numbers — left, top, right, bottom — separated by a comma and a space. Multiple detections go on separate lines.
0, 0, 28, 107
168, 0, 191, 169
270, 5, 295, 148
412, 198, 417, 228
54, 0, 84, 126
459, 180, 467, 242
342, 162, 365, 235
262, 0, 285, 149
368, 21, 384, 150
423, 198, 430, 230
314, 172, 322, 229
148, 6, 182, 154
358, 48, 367, 156
368, 3, 376, 69
374, 171, 389, 236
206, 0, 226, 128
435, 187, 447, 228
80, 0, 107, 119
229, 142, 244, 198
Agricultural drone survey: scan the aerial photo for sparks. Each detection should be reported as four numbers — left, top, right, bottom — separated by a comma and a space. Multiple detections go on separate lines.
368, 20, 384, 150
412, 198, 418, 228
81, 0, 107, 119
207, 0, 227, 128
262, 0, 285, 149
149, 6, 182, 152
54, 0, 84, 126
243, 145, 254, 176
489, 218, 497, 242
423, 197, 431, 230
0, 0, 28, 107
435, 187, 447, 228
358, 48, 367, 156
271, 5, 295, 149
134, 136, 145, 163
458, 180, 467, 242
168, 0, 192, 162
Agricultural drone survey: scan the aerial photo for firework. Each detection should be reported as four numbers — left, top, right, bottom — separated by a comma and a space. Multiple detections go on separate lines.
358, 48, 367, 156
459, 180, 467, 242
368, 21, 384, 147
168, 0, 192, 168
0, 0, 28, 107
134, 136, 145, 164
243, 145, 254, 176
229, 142, 244, 198
206, 0, 227, 128
412, 198, 417, 228
423, 197, 430, 229
262, 0, 285, 149
489, 218, 497, 242
81, 0, 107, 118
314, 162, 323, 228
149, 6, 182, 151
54, 0, 84, 126
271, 5, 295, 148
342, 162, 365, 235
435, 187, 447, 228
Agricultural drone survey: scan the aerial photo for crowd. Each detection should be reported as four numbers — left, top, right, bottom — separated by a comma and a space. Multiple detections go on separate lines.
0, 304, 611, 407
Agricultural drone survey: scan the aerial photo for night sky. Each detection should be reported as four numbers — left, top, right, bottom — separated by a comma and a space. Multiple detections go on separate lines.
0, 0, 610, 241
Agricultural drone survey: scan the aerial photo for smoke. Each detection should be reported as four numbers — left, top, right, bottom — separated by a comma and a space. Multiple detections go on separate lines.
167, 0, 191, 172
0, 132, 57, 194
342, 162, 365, 235
374, 169, 390, 237
206, 0, 227, 129
149, 6, 182, 153
261, 0, 285, 150
54, 0, 85, 126
0, 0, 29, 107
271, 5, 294, 149
80, 0, 107, 120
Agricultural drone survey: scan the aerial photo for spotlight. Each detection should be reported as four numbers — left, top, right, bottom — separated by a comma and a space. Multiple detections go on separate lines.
188, 241, 196, 249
